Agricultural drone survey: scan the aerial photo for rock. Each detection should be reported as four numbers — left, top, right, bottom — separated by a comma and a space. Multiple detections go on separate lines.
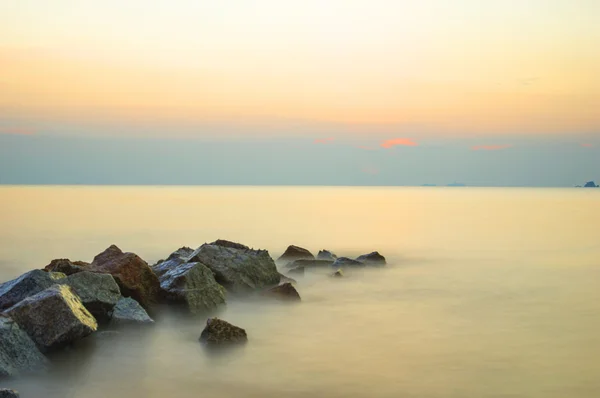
287, 266, 305, 276
278, 273, 297, 284
88, 245, 160, 308
187, 243, 280, 294
209, 239, 250, 250
356, 251, 387, 265
332, 257, 365, 268
263, 283, 301, 301
0, 389, 19, 398
58, 272, 121, 322
110, 297, 154, 325
0, 316, 47, 377
0, 270, 66, 311
331, 269, 344, 278
584, 181, 599, 188
285, 259, 334, 269
317, 250, 337, 261
276, 245, 314, 263
199, 318, 247, 345
4, 285, 97, 352
158, 262, 226, 314
44, 259, 90, 275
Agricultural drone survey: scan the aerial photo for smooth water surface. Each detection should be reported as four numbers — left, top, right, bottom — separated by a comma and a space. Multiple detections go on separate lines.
0, 186, 599, 398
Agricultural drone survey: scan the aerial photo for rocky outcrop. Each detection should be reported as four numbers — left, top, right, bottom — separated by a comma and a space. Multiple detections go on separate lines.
0, 389, 19, 398
110, 297, 154, 325
187, 243, 280, 294
0, 270, 66, 311
43, 259, 89, 275
210, 240, 250, 250
4, 285, 97, 352
199, 318, 247, 345
0, 316, 47, 377
356, 251, 386, 265
332, 257, 364, 268
276, 245, 314, 263
263, 283, 301, 301
317, 250, 337, 261
58, 272, 121, 322
158, 262, 226, 314
284, 259, 334, 269
88, 245, 160, 308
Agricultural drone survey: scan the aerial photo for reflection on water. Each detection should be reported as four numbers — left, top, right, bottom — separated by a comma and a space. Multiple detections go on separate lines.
0, 187, 599, 397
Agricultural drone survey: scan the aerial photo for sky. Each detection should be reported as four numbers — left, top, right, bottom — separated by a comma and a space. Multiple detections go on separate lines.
1, 0, 599, 186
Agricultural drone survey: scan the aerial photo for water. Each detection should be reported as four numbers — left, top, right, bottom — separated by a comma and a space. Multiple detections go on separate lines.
1, 186, 599, 398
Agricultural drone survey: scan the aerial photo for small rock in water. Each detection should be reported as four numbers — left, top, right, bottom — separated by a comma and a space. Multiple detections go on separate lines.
263, 282, 301, 301
356, 251, 386, 265
0, 316, 47, 377
4, 285, 97, 352
285, 259, 334, 269
277, 245, 315, 263
111, 297, 154, 325
199, 318, 248, 345
0, 389, 20, 398
331, 269, 344, 278
0, 269, 66, 311
317, 250, 338, 261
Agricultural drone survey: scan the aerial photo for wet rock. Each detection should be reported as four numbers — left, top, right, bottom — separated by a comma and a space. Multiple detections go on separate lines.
0, 316, 47, 377
285, 259, 334, 269
356, 251, 386, 265
88, 245, 160, 308
199, 318, 247, 345
58, 272, 121, 322
0, 389, 20, 398
209, 239, 250, 251
263, 283, 301, 301
187, 243, 280, 294
0, 270, 66, 311
331, 269, 344, 278
111, 297, 154, 324
158, 262, 226, 314
276, 245, 314, 263
317, 250, 337, 261
4, 285, 97, 352
44, 259, 89, 275
287, 266, 305, 276
332, 257, 365, 268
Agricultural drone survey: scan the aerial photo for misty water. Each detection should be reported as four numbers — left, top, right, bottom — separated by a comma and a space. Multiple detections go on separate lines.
1, 186, 599, 398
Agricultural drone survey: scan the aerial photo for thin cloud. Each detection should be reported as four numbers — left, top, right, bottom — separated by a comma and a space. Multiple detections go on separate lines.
0, 128, 35, 135
314, 137, 334, 144
380, 138, 418, 149
581, 143, 593, 148
471, 144, 512, 151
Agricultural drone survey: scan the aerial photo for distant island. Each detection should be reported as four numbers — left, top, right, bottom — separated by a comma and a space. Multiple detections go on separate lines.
446, 182, 466, 187
578, 181, 599, 188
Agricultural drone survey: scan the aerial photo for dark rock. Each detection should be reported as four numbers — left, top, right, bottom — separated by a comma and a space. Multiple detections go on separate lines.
584, 181, 599, 188
0, 270, 66, 311
356, 251, 387, 265
277, 245, 314, 263
110, 297, 154, 324
209, 239, 250, 251
263, 283, 301, 301
0, 389, 19, 398
287, 266, 305, 276
43, 259, 89, 275
0, 316, 47, 377
199, 318, 247, 345
331, 269, 344, 278
167, 247, 195, 260
278, 273, 297, 284
58, 272, 121, 322
317, 250, 337, 261
158, 262, 225, 314
285, 259, 334, 269
332, 257, 365, 268
88, 245, 160, 308
4, 285, 97, 352
187, 243, 280, 294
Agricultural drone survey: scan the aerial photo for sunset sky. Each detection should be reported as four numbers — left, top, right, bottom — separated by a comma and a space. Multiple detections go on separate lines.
1, 1, 598, 185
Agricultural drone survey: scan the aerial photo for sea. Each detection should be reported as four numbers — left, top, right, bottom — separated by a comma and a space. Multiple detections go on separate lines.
0, 186, 599, 398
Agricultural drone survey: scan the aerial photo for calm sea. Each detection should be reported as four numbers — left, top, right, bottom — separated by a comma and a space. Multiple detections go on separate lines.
0, 186, 599, 398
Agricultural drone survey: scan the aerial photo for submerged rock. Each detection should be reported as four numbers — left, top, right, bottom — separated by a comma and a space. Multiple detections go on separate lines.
331, 269, 344, 278
317, 250, 337, 261
0, 270, 66, 311
356, 251, 387, 265
158, 262, 226, 314
0, 389, 19, 398
199, 318, 247, 345
287, 266, 305, 276
58, 272, 121, 322
110, 297, 154, 325
88, 245, 160, 308
276, 245, 314, 263
4, 285, 97, 352
43, 259, 89, 276
187, 243, 280, 294
285, 259, 334, 269
0, 316, 47, 377
332, 257, 365, 268
263, 283, 301, 301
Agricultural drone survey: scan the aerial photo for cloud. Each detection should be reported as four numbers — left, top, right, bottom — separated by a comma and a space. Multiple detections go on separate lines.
314, 137, 334, 144
380, 138, 418, 149
471, 144, 512, 151
0, 128, 35, 135
361, 165, 379, 175
581, 143, 594, 148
